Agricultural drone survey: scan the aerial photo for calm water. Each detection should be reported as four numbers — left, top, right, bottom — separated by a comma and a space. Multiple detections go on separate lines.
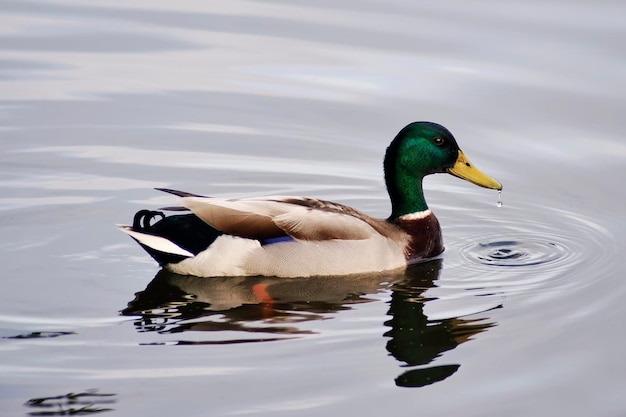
1, 1, 625, 416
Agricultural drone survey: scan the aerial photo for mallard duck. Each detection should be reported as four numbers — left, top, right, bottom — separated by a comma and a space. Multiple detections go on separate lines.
118, 122, 502, 277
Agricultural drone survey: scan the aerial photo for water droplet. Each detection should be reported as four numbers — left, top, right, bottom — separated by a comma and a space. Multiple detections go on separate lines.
496, 190, 503, 207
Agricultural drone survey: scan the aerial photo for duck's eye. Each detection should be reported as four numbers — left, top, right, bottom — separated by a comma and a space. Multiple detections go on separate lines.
433, 137, 445, 146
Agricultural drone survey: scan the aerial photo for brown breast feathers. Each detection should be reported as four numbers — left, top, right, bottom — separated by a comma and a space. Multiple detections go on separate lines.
393, 212, 444, 262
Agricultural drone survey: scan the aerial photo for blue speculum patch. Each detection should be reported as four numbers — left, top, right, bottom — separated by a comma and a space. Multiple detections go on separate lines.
261, 236, 295, 245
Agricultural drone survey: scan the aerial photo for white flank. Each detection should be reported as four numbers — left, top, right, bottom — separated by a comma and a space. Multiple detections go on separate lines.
166, 234, 407, 278
117, 225, 194, 257
398, 209, 432, 221
167, 235, 261, 277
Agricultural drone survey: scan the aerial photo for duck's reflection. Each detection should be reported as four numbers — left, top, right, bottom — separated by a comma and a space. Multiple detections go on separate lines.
122, 269, 394, 339
122, 259, 496, 387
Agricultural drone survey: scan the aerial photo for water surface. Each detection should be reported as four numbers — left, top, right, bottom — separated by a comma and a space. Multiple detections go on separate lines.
1, 1, 625, 416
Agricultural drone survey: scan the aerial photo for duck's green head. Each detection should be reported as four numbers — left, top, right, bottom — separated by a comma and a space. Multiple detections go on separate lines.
384, 121, 502, 218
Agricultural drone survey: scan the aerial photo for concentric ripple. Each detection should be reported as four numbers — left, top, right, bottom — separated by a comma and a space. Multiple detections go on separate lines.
428, 200, 617, 311
471, 239, 568, 267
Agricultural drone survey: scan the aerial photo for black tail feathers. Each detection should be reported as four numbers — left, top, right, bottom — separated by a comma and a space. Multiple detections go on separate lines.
129, 210, 224, 266
133, 210, 165, 231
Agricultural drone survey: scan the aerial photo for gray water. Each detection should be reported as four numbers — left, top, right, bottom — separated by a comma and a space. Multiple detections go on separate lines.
1, 1, 625, 416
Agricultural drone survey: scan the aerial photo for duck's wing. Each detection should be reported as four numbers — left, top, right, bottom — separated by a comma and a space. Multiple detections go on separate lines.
156, 188, 206, 211
181, 196, 383, 241
156, 188, 208, 198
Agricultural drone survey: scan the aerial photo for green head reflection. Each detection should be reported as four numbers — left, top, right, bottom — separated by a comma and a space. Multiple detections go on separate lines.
385, 260, 497, 387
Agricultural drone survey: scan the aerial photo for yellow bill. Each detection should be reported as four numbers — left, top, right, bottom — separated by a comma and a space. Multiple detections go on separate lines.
447, 150, 503, 190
